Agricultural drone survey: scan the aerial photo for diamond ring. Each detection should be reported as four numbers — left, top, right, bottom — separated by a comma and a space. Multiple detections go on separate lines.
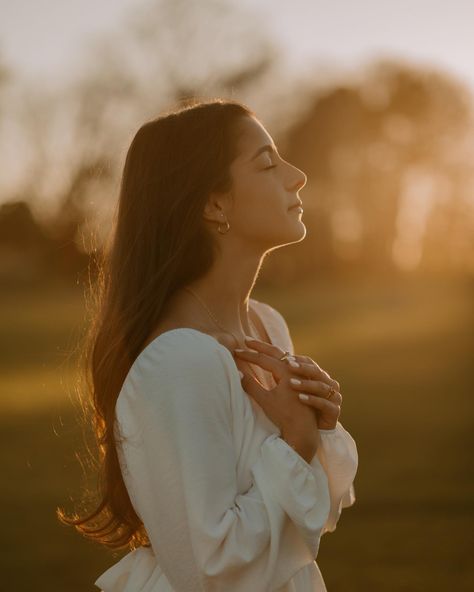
278, 350, 292, 362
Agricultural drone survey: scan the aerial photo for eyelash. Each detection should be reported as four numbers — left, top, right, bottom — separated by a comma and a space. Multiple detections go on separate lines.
263, 165, 277, 170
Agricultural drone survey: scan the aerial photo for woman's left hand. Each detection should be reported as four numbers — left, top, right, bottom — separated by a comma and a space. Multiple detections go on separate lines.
233, 336, 342, 430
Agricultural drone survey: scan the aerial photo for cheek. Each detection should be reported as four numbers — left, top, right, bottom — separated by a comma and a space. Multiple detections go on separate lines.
239, 171, 279, 206
231, 170, 286, 230
236, 196, 286, 237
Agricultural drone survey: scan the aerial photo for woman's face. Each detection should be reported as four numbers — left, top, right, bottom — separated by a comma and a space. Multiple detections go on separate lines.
225, 116, 307, 250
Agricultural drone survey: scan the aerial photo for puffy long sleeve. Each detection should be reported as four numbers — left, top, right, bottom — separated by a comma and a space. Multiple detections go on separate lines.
101, 330, 332, 592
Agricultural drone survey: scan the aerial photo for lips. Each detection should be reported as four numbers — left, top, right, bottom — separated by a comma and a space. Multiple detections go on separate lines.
288, 201, 303, 210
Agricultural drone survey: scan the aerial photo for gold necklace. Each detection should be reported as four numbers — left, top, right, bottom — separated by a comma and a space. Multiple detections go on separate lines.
182, 286, 263, 384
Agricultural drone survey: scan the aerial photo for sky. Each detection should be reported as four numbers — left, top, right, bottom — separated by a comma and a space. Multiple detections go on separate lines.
1, 0, 474, 213
1, 0, 473, 92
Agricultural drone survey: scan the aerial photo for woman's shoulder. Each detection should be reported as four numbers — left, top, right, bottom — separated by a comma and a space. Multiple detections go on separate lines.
118, 328, 238, 410
133, 328, 234, 376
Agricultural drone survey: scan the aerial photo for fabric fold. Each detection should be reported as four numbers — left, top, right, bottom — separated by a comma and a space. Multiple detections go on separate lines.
253, 434, 331, 532
94, 546, 173, 592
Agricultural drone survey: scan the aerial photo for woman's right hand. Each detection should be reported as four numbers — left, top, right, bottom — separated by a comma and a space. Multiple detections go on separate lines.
240, 368, 320, 462
233, 344, 334, 462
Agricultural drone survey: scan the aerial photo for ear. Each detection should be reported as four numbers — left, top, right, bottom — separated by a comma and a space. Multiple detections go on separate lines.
202, 191, 230, 224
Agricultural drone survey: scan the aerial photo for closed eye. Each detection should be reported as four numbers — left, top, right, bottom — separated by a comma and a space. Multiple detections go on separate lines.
263, 165, 277, 170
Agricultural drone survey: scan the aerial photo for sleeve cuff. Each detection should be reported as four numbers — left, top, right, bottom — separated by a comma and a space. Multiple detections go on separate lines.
250, 434, 331, 552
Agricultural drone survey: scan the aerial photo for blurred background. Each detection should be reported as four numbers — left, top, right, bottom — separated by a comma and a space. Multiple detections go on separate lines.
1, 0, 472, 590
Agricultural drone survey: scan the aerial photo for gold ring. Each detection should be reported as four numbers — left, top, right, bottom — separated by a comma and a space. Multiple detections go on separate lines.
326, 386, 336, 399
278, 350, 291, 362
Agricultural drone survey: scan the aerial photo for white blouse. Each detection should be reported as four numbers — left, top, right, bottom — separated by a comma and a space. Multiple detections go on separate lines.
94, 299, 358, 592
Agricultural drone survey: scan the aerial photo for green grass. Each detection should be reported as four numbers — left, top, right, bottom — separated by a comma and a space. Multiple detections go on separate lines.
1, 274, 473, 590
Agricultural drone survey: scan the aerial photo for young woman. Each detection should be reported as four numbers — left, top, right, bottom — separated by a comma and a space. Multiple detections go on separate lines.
58, 98, 358, 591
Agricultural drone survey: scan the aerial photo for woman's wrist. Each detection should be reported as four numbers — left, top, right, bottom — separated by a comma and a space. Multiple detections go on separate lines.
281, 431, 318, 463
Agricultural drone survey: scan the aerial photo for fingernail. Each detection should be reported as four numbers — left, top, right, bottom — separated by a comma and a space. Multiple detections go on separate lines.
234, 348, 246, 353
289, 360, 300, 368
238, 370, 244, 379
290, 378, 302, 385
244, 335, 255, 342
299, 393, 309, 401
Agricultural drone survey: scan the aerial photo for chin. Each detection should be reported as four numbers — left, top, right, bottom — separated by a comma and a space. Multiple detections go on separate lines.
287, 213, 306, 236
290, 221, 306, 242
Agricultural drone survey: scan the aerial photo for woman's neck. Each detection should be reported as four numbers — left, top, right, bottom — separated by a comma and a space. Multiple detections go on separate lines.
178, 249, 265, 335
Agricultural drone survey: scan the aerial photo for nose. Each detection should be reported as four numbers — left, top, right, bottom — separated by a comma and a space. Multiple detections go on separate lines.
287, 164, 307, 192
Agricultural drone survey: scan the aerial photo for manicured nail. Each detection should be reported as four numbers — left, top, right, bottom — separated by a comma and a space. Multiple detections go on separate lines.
289, 360, 300, 368
234, 348, 246, 353
244, 335, 255, 342
299, 393, 309, 401
238, 370, 244, 379
290, 378, 302, 385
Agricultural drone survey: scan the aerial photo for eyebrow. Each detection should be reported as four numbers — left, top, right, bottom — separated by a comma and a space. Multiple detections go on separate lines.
248, 144, 276, 162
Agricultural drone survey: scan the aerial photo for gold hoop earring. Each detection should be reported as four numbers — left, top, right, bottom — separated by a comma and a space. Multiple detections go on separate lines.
217, 213, 230, 234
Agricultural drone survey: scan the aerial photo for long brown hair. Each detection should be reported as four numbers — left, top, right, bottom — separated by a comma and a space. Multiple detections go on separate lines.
57, 97, 255, 551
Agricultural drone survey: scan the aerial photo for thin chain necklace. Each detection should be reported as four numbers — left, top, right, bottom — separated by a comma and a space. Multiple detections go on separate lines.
182, 286, 264, 385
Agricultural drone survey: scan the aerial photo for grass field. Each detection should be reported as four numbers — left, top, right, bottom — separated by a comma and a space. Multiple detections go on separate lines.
1, 274, 472, 591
